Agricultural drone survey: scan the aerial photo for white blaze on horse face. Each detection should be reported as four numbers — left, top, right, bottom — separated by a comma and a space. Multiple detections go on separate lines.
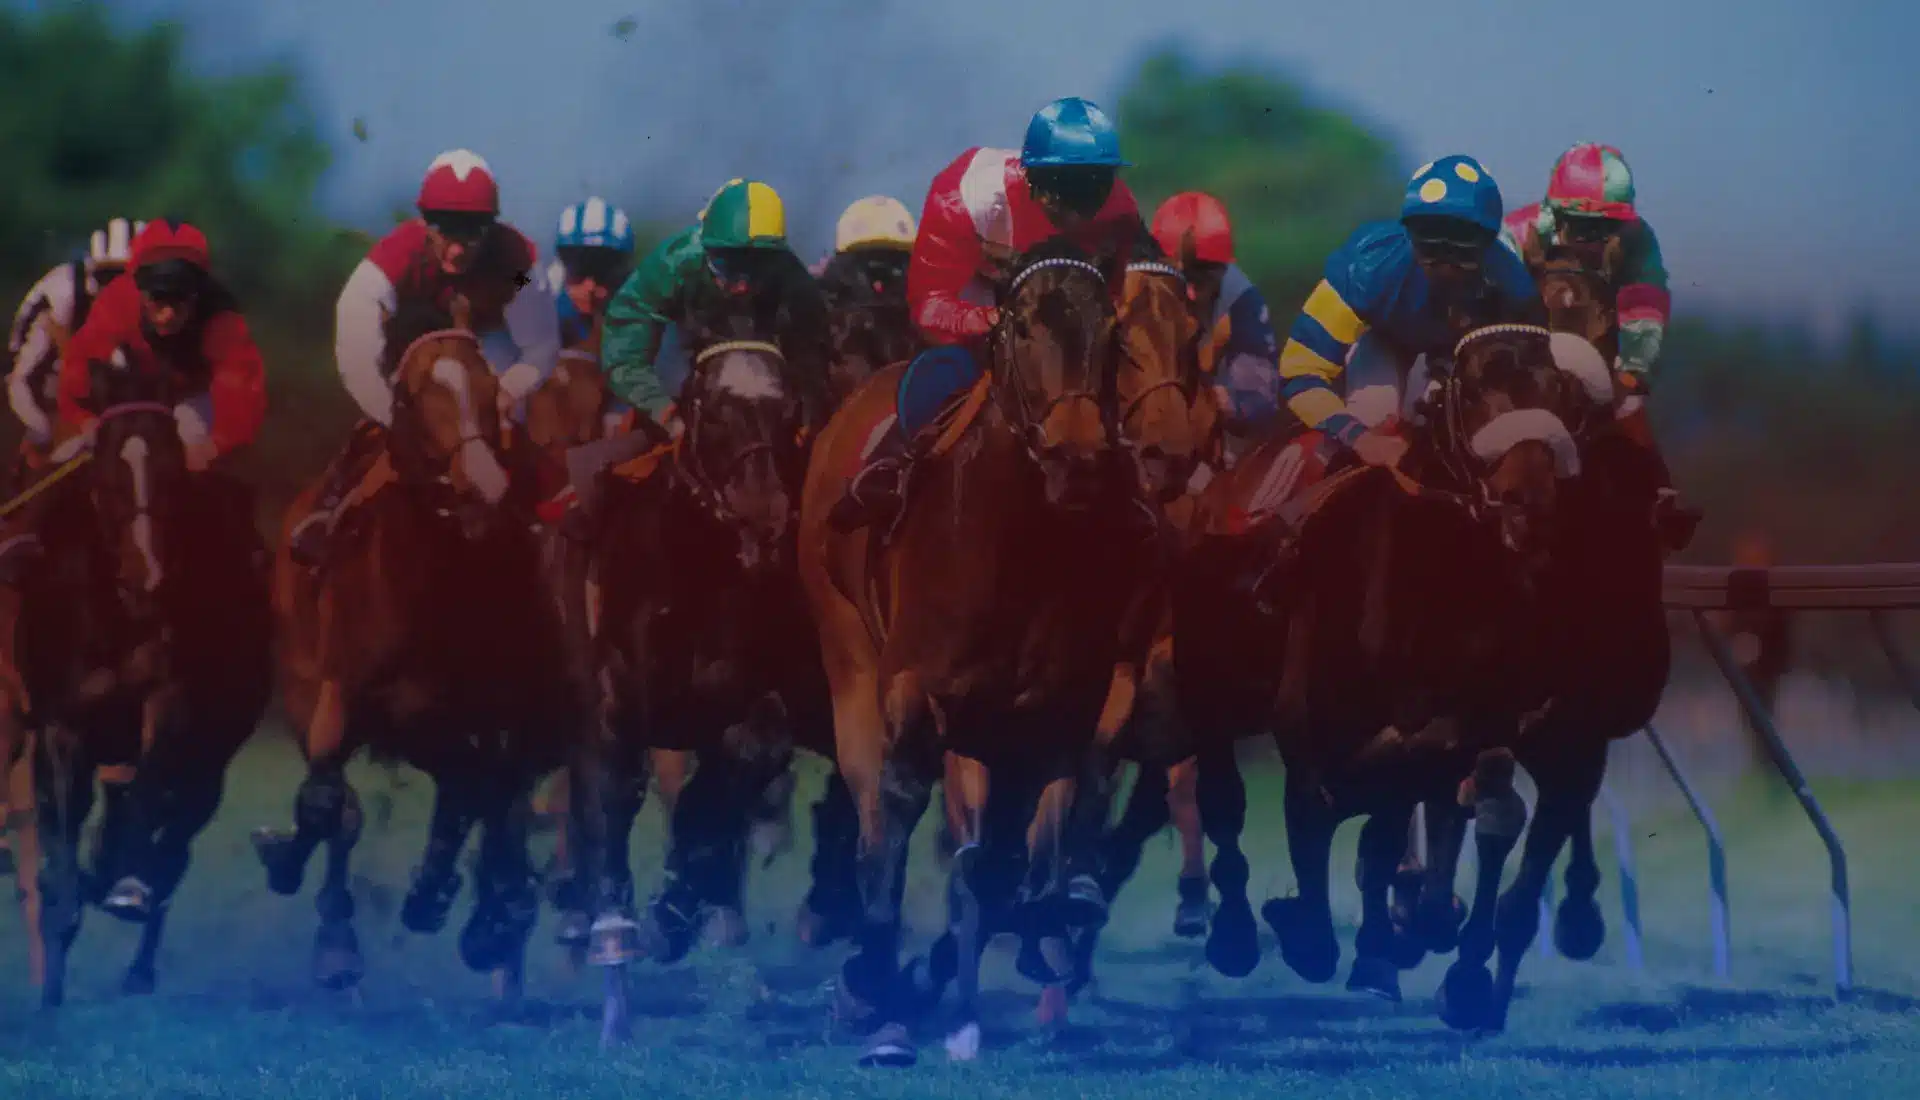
1547, 331, 1615, 405
432, 355, 509, 505
710, 353, 785, 401
1470, 408, 1582, 478
120, 435, 162, 591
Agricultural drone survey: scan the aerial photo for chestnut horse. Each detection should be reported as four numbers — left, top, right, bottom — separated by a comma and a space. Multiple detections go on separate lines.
254, 297, 585, 1006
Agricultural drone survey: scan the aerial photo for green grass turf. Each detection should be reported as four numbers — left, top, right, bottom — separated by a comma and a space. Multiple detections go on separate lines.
1, 732, 1916, 1099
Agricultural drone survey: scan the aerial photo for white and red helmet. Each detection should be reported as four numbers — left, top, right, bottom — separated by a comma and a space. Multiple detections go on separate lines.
417, 149, 500, 214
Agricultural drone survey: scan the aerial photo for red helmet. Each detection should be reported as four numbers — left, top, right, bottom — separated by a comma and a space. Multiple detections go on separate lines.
417, 149, 500, 214
1545, 142, 1636, 221
1151, 191, 1234, 265
129, 218, 211, 271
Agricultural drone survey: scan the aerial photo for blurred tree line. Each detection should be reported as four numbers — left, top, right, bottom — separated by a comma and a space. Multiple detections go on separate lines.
1, 11, 1914, 578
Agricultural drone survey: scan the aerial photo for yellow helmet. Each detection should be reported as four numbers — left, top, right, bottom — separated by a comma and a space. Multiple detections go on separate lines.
834, 195, 916, 253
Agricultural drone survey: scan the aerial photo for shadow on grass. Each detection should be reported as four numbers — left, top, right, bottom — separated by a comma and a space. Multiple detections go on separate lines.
1581, 984, 1920, 1034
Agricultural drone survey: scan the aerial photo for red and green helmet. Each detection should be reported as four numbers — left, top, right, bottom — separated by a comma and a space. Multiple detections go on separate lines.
1545, 142, 1637, 221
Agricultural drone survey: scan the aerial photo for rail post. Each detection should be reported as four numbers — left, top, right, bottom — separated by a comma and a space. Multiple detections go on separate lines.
1641, 722, 1730, 978
1692, 609, 1852, 994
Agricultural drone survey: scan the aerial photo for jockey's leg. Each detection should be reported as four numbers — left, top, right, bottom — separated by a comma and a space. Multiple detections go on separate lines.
288, 420, 388, 567
829, 345, 981, 533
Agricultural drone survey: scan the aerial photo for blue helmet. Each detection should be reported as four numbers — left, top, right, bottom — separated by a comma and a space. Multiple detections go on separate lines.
1399, 155, 1503, 236
556, 196, 635, 252
1020, 97, 1129, 168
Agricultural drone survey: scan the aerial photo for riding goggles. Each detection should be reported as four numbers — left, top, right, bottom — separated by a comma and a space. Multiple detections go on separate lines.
423, 211, 497, 245
558, 246, 632, 287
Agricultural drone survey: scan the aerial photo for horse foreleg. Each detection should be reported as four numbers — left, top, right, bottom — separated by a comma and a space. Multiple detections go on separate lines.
7, 731, 45, 990
797, 768, 861, 948
938, 752, 989, 1060
1198, 744, 1258, 977
253, 678, 350, 896
1165, 757, 1208, 934
1348, 807, 1415, 1002
309, 780, 366, 991
1553, 800, 1606, 960
400, 774, 476, 936
1439, 749, 1530, 1033
32, 724, 92, 1008
1410, 797, 1470, 956
461, 787, 539, 1008
1265, 763, 1338, 984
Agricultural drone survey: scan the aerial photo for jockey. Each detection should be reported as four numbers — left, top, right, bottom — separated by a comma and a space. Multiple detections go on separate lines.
600, 177, 832, 437
1500, 142, 1688, 540
815, 195, 917, 312
1277, 154, 1544, 470
830, 96, 1144, 530
52, 218, 268, 469
6, 218, 144, 482
288, 149, 560, 566
1148, 191, 1282, 443
552, 196, 637, 350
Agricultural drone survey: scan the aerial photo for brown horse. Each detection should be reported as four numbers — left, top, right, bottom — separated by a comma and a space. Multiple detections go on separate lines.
12, 347, 272, 1007
1170, 324, 1603, 1016
253, 297, 585, 1005
561, 300, 829, 1041
817, 247, 923, 403
1447, 248, 1694, 1032
799, 237, 1176, 1066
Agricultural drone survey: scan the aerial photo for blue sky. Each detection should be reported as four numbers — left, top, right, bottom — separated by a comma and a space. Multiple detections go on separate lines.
106, 0, 1920, 333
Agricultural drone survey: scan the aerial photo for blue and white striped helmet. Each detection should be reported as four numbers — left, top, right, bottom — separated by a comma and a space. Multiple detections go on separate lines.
556, 197, 635, 252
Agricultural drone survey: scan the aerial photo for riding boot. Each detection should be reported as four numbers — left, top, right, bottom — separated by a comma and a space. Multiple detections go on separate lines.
828, 428, 918, 534
289, 422, 386, 568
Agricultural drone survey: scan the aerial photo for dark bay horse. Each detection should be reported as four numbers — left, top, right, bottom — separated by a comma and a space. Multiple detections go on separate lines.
253, 298, 584, 1005
14, 347, 272, 1006
817, 247, 923, 404
1171, 324, 1602, 1019
563, 302, 832, 1039
799, 238, 1169, 1066
1454, 248, 1695, 1032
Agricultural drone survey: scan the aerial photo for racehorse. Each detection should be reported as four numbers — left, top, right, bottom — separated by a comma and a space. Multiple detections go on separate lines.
562, 300, 832, 1040
1459, 247, 1695, 1032
798, 237, 1176, 1066
818, 248, 922, 404
253, 296, 584, 1005
1171, 323, 1607, 1020
13, 347, 272, 1007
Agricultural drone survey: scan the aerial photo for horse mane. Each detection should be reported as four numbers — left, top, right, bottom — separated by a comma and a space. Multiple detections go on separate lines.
818, 248, 910, 312
381, 298, 460, 374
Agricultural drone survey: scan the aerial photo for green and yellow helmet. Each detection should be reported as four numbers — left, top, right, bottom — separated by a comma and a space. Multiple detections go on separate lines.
699, 178, 788, 250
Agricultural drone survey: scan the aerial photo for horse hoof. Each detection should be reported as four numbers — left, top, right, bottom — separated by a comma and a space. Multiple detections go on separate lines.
1264, 897, 1338, 984
587, 913, 641, 968
1205, 901, 1260, 979
638, 901, 695, 966
944, 1020, 982, 1062
400, 877, 458, 935
1346, 955, 1401, 1002
312, 926, 365, 991
832, 979, 882, 1036
1553, 896, 1606, 961
1060, 874, 1109, 930
121, 968, 156, 996
555, 909, 591, 949
1436, 960, 1495, 1032
1174, 876, 1212, 938
250, 828, 304, 896
101, 876, 154, 923
858, 1023, 917, 1068
703, 906, 749, 949
1387, 925, 1428, 971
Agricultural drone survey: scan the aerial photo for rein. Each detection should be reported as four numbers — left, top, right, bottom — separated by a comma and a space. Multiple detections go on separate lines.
992, 256, 1122, 456
673, 339, 790, 528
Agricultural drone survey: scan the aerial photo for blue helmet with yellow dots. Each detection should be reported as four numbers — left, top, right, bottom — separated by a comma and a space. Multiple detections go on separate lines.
1399, 155, 1503, 236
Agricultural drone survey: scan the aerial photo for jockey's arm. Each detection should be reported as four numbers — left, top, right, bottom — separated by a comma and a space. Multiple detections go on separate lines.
602, 231, 695, 419
1278, 265, 1376, 450
1615, 219, 1673, 384
334, 259, 399, 426
53, 298, 122, 442
1213, 270, 1283, 433
195, 310, 268, 455
7, 268, 69, 444
496, 262, 561, 403
906, 152, 997, 344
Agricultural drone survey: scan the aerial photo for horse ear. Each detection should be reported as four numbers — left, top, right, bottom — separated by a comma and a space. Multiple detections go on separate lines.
449, 293, 472, 332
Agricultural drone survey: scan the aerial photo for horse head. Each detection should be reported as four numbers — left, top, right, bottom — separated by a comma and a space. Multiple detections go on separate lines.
384, 294, 514, 540
678, 308, 807, 573
1425, 324, 1604, 557
1536, 245, 1619, 353
822, 249, 920, 402
1116, 248, 1206, 506
83, 346, 187, 608
991, 237, 1125, 509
